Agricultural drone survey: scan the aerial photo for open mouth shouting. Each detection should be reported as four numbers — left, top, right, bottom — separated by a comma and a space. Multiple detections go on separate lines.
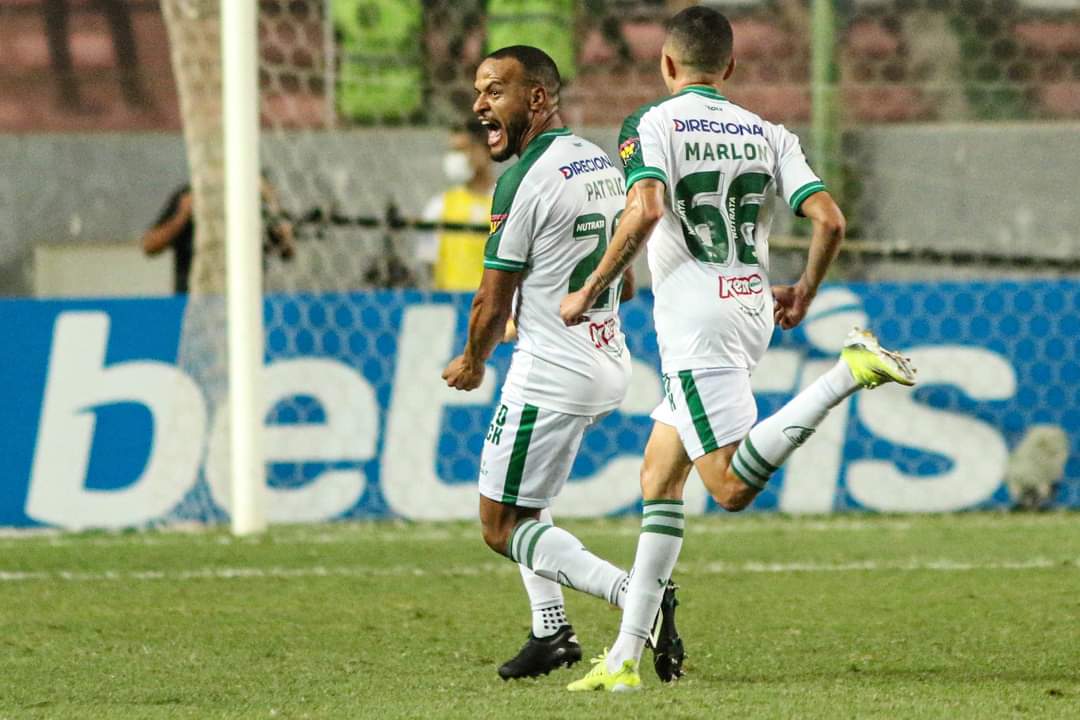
480, 118, 504, 153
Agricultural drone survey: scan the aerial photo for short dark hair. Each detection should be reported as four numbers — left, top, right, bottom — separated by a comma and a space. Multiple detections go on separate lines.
665, 6, 734, 73
485, 45, 561, 99
456, 118, 488, 146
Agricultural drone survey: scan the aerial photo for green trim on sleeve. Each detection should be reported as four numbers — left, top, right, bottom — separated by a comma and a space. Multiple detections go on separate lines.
789, 181, 827, 217
626, 166, 668, 189
483, 258, 526, 272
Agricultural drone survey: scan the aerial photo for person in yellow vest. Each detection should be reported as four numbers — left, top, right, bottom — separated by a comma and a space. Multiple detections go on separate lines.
418, 120, 496, 291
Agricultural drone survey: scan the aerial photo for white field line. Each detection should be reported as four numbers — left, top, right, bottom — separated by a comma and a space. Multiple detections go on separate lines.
0, 557, 1075, 584
1, 514, 1077, 548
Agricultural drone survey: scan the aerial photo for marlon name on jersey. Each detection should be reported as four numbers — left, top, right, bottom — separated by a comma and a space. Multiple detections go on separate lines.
685, 141, 769, 163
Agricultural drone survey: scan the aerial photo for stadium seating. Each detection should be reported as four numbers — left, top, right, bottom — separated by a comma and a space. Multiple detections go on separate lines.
0, 0, 1077, 133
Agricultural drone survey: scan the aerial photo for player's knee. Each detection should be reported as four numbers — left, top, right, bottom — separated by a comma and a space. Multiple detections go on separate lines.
639, 461, 681, 500
480, 520, 512, 556
696, 464, 750, 511
712, 486, 752, 512
709, 469, 756, 512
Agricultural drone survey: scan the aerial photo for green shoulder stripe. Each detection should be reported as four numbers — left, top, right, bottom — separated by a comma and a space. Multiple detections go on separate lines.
618, 96, 681, 189
484, 128, 569, 263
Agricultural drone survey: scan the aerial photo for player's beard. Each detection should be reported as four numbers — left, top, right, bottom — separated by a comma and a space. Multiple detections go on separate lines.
493, 112, 529, 162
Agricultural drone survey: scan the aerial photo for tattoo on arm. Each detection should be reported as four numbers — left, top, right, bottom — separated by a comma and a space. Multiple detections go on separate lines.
590, 230, 644, 294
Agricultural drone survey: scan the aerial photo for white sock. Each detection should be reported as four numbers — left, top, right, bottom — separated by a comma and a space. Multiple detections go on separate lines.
731, 360, 858, 489
518, 509, 567, 638
508, 518, 628, 607
607, 500, 684, 673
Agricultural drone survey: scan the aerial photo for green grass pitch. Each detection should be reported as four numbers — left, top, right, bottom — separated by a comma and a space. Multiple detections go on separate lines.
1, 513, 1078, 719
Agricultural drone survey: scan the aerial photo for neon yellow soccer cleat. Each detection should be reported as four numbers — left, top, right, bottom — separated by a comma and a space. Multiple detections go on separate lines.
841, 327, 917, 389
566, 651, 641, 693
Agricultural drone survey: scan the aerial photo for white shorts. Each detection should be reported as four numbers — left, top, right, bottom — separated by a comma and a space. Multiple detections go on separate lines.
478, 398, 602, 508
650, 368, 758, 461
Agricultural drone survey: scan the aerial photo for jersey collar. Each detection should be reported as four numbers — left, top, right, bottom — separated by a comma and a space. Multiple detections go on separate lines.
519, 127, 572, 161
535, 127, 572, 140
678, 85, 727, 101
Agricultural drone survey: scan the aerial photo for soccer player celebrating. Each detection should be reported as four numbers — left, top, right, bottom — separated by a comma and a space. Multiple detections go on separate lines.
560, 7, 917, 692
442, 45, 684, 683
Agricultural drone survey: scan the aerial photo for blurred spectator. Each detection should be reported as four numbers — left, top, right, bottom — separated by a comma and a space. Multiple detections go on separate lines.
141, 179, 296, 294
43, 0, 152, 112
417, 120, 495, 291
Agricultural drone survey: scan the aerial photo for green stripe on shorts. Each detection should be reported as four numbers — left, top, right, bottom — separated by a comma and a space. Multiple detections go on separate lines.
678, 370, 719, 454
501, 403, 538, 504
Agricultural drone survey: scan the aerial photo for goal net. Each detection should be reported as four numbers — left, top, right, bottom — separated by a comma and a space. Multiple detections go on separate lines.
157, 0, 1080, 528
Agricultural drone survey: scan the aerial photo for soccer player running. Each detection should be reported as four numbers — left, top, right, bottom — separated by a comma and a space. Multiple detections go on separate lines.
442, 45, 684, 683
560, 7, 917, 692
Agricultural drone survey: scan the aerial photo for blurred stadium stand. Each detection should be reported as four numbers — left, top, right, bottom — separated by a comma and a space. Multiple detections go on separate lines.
0, 0, 1078, 296
2, 0, 1076, 133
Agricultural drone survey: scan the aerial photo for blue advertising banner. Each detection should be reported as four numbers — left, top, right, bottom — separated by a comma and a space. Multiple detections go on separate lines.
1, 280, 1077, 529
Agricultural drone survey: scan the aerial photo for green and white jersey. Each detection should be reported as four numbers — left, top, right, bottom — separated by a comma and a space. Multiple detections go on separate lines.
619, 85, 826, 374
485, 127, 632, 416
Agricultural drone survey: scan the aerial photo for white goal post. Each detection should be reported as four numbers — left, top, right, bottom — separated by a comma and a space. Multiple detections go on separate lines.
221, 0, 266, 536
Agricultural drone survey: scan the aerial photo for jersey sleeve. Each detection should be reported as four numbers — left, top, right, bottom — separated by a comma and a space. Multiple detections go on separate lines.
769, 123, 826, 217
618, 106, 669, 190
483, 169, 539, 273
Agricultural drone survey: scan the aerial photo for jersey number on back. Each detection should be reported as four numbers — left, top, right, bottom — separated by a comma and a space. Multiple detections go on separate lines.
568, 210, 623, 311
674, 171, 770, 266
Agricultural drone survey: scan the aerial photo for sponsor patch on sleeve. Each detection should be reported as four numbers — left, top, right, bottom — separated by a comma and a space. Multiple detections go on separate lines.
489, 213, 508, 235
618, 137, 640, 167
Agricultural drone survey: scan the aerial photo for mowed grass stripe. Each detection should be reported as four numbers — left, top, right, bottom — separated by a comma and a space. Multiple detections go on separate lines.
1, 557, 1075, 584
2, 513, 1077, 548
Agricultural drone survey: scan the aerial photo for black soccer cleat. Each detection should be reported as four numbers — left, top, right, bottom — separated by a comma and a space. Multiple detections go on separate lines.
648, 581, 686, 682
498, 624, 583, 680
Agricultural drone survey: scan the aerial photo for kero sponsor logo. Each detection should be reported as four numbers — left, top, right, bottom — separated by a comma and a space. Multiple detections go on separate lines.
718, 273, 763, 298
673, 118, 764, 136
718, 272, 766, 316
559, 155, 615, 179
588, 317, 618, 351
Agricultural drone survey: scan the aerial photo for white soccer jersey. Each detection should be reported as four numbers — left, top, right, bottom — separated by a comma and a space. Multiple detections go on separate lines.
484, 127, 632, 416
618, 85, 826, 374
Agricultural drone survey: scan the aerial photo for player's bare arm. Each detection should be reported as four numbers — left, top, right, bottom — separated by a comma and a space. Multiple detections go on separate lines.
772, 190, 846, 330
560, 179, 665, 325
619, 265, 636, 302
442, 267, 520, 390
141, 191, 192, 255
